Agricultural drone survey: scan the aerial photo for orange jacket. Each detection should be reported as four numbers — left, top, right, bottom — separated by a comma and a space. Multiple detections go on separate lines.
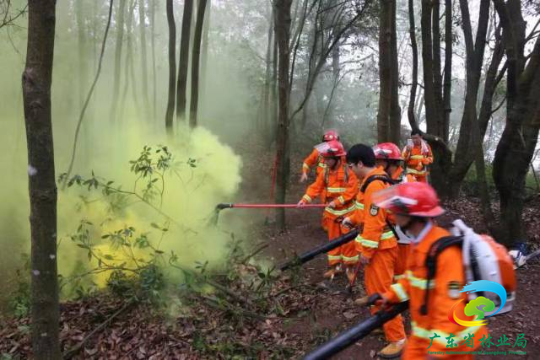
383, 224, 488, 353
391, 166, 416, 183
352, 167, 397, 259
301, 162, 358, 219
402, 142, 433, 176
302, 148, 326, 175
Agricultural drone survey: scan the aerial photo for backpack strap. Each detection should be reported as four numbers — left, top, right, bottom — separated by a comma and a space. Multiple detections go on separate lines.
385, 220, 399, 239
360, 174, 397, 193
324, 166, 329, 185
421, 236, 464, 315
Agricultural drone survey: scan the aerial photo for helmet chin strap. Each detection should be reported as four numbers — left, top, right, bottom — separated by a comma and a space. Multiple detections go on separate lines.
399, 216, 420, 233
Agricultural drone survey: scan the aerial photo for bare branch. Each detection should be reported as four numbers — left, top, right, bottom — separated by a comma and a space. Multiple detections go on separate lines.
0, 1, 27, 30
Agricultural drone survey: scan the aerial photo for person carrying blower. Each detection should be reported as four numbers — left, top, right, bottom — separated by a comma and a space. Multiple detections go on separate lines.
343, 144, 406, 359
402, 129, 433, 183
373, 142, 415, 281
298, 140, 359, 280
300, 130, 340, 183
364, 182, 489, 359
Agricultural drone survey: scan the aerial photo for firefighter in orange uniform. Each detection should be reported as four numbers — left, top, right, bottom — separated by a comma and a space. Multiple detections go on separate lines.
298, 140, 359, 280
370, 182, 489, 359
299, 130, 340, 183
402, 130, 433, 183
374, 142, 416, 184
343, 144, 406, 358
373, 142, 415, 282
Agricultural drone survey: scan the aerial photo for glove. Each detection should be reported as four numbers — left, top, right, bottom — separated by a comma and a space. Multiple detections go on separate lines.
341, 217, 354, 228
355, 293, 389, 307
299, 173, 308, 183
297, 200, 306, 207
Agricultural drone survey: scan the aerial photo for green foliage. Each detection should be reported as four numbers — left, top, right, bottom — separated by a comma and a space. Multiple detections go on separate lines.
464, 296, 495, 319
7, 255, 30, 319
1, 353, 19, 360
462, 164, 539, 197
56, 145, 198, 305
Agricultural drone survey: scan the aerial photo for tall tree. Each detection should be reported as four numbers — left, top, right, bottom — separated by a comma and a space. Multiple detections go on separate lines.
165, 0, 177, 131
377, 0, 400, 144
274, 0, 293, 231
75, 0, 89, 108
189, 0, 209, 128
492, 0, 540, 245
138, 0, 150, 115
110, 0, 127, 121
416, 0, 505, 198
448, 0, 491, 196
261, 4, 274, 140
201, 0, 211, 99
407, 0, 419, 131
22, 0, 60, 358
442, 0, 452, 141
455, 0, 494, 225
420, 0, 452, 192
150, 0, 157, 118
176, 0, 195, 121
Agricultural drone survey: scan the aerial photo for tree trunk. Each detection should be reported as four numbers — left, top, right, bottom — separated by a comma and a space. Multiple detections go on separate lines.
111, 0, 127, 122
432, 0, 444, 137
420, 0, 454, 193
150, 0, 157, 119
377, 0, 401, 142
442, 0, 452, 141
389, 0, 400, 144
165, 0, 176, 131
75, 0, 88, 109
176, 0, 194, 121
492, 0, 540, 246
138, 0, 151, 116
189, 0, 209, 128
328, 43, 340, 125
201, 0, 211, 100
274, 0, 293, 231
268, 34, 278, 147
407, 0, 419, 131
22, 0, 60, 358
261, 7, 274, 135
420, 0, 437, 133
449, 0, 490, 197
126, 0, 142, 115
377, 0, 392, 142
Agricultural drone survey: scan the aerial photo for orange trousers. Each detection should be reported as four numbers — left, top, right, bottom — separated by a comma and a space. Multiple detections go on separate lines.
394, 244, 411, 281
364, 247, 406, 342
324, 216, 358, 266
402, 337, 474, 359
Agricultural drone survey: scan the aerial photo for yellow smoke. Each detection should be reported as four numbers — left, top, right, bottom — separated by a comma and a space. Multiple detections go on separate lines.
56, 123, 244, 291
0, 114, 246, 298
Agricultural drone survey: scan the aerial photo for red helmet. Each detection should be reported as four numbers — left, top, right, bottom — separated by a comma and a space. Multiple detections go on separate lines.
317, 140, 346, 158
373, 182, 445, 217
322, 129, 340, 142
373, 142, 403, 161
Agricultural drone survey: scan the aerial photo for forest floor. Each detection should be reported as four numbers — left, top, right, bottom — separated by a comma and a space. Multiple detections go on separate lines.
1, 138, 540, 359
